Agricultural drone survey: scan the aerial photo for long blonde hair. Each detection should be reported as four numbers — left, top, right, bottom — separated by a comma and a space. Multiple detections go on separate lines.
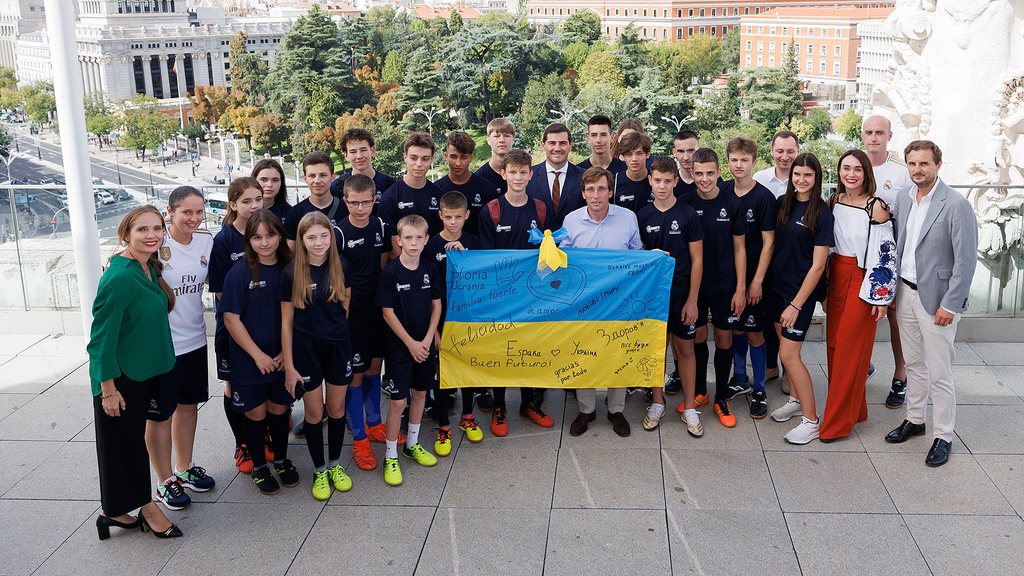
114, 205, 176, 312
291, 211, 348, 309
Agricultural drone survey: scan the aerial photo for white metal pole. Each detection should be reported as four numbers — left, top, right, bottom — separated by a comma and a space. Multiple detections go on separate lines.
45, 0, 101, 336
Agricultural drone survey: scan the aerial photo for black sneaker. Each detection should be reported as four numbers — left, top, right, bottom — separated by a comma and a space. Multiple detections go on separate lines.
665, 369, 682, 395
155, 479, 191, 511
292, 420, 306, 438
476, 389, 494, 411
885, 378, 907, 409
252, 466, 280, 495
726, 376, 753, 399
424, 402, 442, 424
274, 459, 300, 488
749, 389, 768, 419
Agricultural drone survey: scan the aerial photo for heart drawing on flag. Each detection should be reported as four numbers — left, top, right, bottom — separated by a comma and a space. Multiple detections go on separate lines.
527, 265, 587, 305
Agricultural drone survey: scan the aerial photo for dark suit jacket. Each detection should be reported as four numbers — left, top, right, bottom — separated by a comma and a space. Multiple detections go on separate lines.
526, 161, 585, 228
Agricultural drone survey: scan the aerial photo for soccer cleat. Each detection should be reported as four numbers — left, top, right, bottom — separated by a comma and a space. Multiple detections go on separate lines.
664, 369, 682, 394
459, 415, 484, 442
643, 403, 665, 431
402, 443, 438, 466
476, 389, 494, 411
353, 438, 377, 470
435, 427, 452, 456
264, 432, 274, 463
714, 398, 737, 428
682, 410, 704, 438
274, 459, 300, 488
491, 406, 508, 437
784, 418, 821, 445
327, 464, 353, 492
694, 393, 710, 407
252, 466, 280, 495
234, 445, 254, 474
520, 403, 554, 427
311, 470, 331, 500
155, 480, 191, 511
384, 458, 403, 486
771, 399, 803, 422
175, 465, 215, 492
367, 423, 406, 444
749, 389, 768, 419
725, 377, 752, 399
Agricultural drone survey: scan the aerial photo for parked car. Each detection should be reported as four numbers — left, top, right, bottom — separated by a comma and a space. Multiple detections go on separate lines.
97, 190, 116, 205
112, 188, 130, 201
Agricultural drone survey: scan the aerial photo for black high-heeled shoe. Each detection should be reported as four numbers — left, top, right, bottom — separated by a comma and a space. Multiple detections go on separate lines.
139, 513, 183, 538
96, 514, 142, 540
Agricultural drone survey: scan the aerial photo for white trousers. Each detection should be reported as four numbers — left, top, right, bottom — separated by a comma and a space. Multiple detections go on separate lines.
896, 286, 959, 442
577, 388, 626, 414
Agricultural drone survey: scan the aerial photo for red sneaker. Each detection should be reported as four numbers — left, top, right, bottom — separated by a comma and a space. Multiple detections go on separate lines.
366, 423, 406, 444
353, 438, 377, 470
491, 406, 508, 437
519, 403, 554, 427
234, 445, 253, 474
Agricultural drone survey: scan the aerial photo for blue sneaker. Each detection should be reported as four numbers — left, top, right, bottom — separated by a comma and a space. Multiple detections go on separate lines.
155, 480, 191, 511
175, 465, 216, 492
867, 363, 876, 378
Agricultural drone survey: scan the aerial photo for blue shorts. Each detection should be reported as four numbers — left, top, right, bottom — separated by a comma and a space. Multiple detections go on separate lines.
292, 330, 353, 390
230, 374, 292, 413
766, 291, 815, 342
696, 287, 742, 331
149, 345, 210, 422
348, 306, 385, 373
382, 352, 438, 401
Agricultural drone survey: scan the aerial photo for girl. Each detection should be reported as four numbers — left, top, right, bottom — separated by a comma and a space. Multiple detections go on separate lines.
88, 205, 181, 539
209, 177, 265, 474
279, 211, 355, 501
253, 159, 291, 226
767, 153, 834, 445
221, 209, 298, 494
146, 186, 215, 512
821, 150, 893, 442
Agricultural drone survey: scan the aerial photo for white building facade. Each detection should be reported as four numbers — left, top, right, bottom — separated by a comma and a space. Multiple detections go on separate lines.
855, 18, 891, 115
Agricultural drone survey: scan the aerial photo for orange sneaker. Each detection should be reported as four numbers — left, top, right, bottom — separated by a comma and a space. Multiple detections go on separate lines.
352, 438, 377, 470
366, 423, 406, 444
519, 403, 554, 427
234, 445, 253, 474
694, 393, 710, 407
714, 398, 737, 428
491, 406, 508, 437
264, 432, 274, 464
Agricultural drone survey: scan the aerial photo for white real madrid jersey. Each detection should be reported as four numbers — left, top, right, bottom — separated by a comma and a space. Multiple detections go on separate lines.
872, 153, 913, 207
161, 229, 214, 355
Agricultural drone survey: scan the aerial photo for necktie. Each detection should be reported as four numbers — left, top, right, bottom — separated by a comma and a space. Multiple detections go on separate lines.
551, 170, 562, 212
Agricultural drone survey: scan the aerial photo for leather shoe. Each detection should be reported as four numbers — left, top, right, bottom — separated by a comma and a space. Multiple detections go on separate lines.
569, 411, 596, 436
608, 411, 631, 437
885, 420, 926, 443
926, 438, 951, 467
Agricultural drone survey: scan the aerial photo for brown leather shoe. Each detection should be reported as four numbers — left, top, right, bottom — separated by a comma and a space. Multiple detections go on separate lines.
608, 411, 631, 437
569, 411, 596, 436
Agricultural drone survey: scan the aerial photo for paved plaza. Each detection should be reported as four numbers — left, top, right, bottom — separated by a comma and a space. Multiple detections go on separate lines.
1, 329, 1023, 575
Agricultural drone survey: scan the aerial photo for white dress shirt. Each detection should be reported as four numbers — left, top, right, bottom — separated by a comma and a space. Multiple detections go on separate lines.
753, 166, 788, 198
901, 185, 933, 284
545, 161, 568, 197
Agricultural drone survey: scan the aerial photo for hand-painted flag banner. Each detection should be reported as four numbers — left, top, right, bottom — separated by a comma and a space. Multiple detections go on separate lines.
439, 249, 674, 389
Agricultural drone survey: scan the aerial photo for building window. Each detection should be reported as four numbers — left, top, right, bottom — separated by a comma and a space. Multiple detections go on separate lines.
606, 26, 610, 34
758, 26, 763, 34
653, 27, 657, 37
699, 8, 704, 17
746, 41, 752, 50
835, 28, 842, 38
663, 9, 667, 17
768, 56, 775, 67
796, 27, 801, 36
820, 44, 826, 56
663, 28, 667, 39
688, 9, 693, 17
769, 42, 775, 53
834, 45, 841, 57
770, 26, 775, 34
745, 55, 751, 67
677, 28, 682, 39
643, 9, 647, 16
807, 44, 813, 55
782, 27, 787, 35
754, 7, 759, 14
711, 9, 716, 16
558, 8, 562, 14
744, 7, 749, 14
757, 55, 763, 66
688, 27, 693, 35
709, 26, 714, 35
808, 27, 814, 36
757, 41, 763, 52
834, 62, 840, 76
746, 26, 751, 33
616, 26, 620, 35
782, 42, 788, 53
806, 60, 812, 73
795, 43, 800, 53
605, 9, 609, 15
699, 26, 705, 33
633, 9, 637, 15
821, 28, 827, 37
529, 7, 532, 13
820, 61, 826, 74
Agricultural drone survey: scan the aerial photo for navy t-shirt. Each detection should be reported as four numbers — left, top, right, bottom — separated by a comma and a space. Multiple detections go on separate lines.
337, 216, 389, 309
378, 180, 444, 237
283, 197, 345, 241
674, 177, 698, 198
613, 171, 655, 214
435, 173, 499, 242
220, 261, 283, 386
478, 195, 548, 250
475, 162, 507, 197
277, 259, 353, 343
579, 156, 627, 174
772, 199, 834, 300
330, 169, 397, 201
638, 201, 704, 305
266, 199, 291, 229
682, 188, 748, 291
375, 258, 442, 357
424, 231, 480, 303
210, 224, 246, 294
721, 180, 777, 278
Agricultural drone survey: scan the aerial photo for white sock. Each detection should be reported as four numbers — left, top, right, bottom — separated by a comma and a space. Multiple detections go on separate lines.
802, 416, 818, 425
789, 396, 800, 404
683, 408, 698, 420
407, 423, 420, 447
173, 462, 194, 476
385, 440, 398, 459
161, 475, 176, 486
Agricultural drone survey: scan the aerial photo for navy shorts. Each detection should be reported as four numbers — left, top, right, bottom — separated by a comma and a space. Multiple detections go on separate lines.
214, 320, 230, 381
738, 299, 765, 332
348, 306, 385, 373
149, 346, 209, 422
766, 291, 815, 342
382, 352, 438, 401
696, 287, 742, 331
668, 282, 697, 339
292, 330, 354, 390
230, 374, 292, 413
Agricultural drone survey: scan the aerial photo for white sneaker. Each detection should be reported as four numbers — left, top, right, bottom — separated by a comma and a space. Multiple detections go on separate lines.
784, 418, 820, 445
682, 409, 704, 438
643, 403, 665, 430
771, 399, 802, 422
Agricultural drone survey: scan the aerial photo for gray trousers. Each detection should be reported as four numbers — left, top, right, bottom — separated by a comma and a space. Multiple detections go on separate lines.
577, 388, 626, 414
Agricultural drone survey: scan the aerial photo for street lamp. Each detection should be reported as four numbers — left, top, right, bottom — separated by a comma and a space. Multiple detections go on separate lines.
35, 130, 41, 160
411, 106, 446, 179
0, 152, 29, 309
660, 114, 694, 133
113, 145, 123, 185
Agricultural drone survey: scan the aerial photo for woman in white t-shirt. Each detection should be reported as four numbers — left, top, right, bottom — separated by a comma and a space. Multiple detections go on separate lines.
145, 186, 216, 511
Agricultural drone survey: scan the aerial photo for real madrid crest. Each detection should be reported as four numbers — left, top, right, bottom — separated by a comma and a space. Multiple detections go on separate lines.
160, 246, 172, 260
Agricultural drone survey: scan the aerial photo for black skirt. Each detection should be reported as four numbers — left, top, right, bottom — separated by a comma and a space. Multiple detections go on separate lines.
93, 374, 159, 516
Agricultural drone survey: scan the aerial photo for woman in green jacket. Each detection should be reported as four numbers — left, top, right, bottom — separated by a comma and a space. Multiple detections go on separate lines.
88, 205, 182, 540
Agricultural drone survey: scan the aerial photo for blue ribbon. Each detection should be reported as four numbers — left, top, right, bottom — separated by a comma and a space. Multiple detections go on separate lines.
528, 227, 568, 245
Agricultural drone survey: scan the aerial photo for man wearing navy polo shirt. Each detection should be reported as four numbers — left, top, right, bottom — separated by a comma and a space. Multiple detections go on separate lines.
527, 123, 585, 228
562, 166, 642, 438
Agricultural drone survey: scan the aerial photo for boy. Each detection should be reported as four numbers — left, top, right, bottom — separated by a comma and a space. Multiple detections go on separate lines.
721, 137, 777, 419
613, 131, 655, 214
475, 118, 515, 196
284, 151, 342, 251
375, 214, 443, 486
672, 130, 701, 198
330, 128, 398, 213
337, 174, 392, 470
478, 149, 554, 436
423, 191, 484, 452
578, 115, 627, 173
379, 132, 444, 258
435, 131, 499, 241
638, 156, 705, 436
681, 148, 748, 428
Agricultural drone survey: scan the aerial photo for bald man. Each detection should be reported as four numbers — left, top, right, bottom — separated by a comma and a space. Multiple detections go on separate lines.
861, 114, 913, 408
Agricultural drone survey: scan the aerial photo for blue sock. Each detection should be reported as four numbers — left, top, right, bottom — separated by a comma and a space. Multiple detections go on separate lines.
732, 333, 749, 382
346, 385, 367, 440
363, 374, 382, 427
750, 343, 767, 393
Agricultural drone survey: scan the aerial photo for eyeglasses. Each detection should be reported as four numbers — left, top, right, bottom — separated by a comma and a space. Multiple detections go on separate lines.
345, 200, 374, 208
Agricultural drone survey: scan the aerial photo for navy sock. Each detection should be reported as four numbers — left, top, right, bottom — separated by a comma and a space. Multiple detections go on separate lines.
346, 386, 367, 440
732, 333, 749, 382
327, 416, 346, 463
267, 411, 289, 462
750, 343, 767, 393
461, 388, 475, 416
224, 394, 245, 448
243, 416, 267, 469
304, 417, 325, 469
694, 340, 709, 397
714, 346, 732, 400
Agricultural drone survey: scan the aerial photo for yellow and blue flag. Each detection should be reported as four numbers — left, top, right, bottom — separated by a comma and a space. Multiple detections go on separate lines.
439, 249, 674, 389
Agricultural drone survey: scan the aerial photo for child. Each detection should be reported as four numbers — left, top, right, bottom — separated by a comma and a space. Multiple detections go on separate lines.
253, 159, 291, 226
578, 115, 627, 173
376, 215, 443, 486
637, 157, 705, 436
279, 212, 355, 500
337, 174, 391, 470
209, 177, 265, 474
284, 151, 342, 252
613, 130, 655, 214
435, 131, 498, 241
221, 210, 299, 494
671, 130, 701, 198
478, 149, 554, 436
379, 132, 444, 258
474, 118, 515, 197
330, 128, 398, 210
423, 191, 482, 452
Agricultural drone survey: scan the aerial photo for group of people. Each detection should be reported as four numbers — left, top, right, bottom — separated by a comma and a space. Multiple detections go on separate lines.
86, 114, 978, 541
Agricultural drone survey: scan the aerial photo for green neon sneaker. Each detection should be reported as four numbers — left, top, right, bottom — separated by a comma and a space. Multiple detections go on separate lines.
402, 443, 438, 467
327, 464, 352, 492
384, 457, 403, 486
311, 470, 331, 501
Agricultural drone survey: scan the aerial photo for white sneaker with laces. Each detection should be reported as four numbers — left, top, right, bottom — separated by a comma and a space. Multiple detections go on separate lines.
682, 409, 704, 438
784, 417, 820, 445
643, 403, 665, 430
770, 398, 802, 422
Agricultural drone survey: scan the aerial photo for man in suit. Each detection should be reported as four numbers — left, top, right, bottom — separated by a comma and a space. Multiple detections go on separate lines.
884, 140, 978, 467
527, 123, 585, 228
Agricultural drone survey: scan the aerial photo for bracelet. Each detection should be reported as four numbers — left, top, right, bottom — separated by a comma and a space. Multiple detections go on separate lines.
788, 302, 802, 312
101, 391, 117, 399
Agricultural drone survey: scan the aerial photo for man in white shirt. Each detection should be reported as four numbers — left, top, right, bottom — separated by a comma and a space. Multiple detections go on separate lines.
526, 123, 585, 228
753, 130, 799, 198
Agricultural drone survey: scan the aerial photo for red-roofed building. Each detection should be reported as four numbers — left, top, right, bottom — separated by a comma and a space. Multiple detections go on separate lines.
400, 3, 483, 21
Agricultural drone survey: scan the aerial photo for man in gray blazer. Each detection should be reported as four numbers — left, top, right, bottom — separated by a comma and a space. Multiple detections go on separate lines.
884, 140, 978, 467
